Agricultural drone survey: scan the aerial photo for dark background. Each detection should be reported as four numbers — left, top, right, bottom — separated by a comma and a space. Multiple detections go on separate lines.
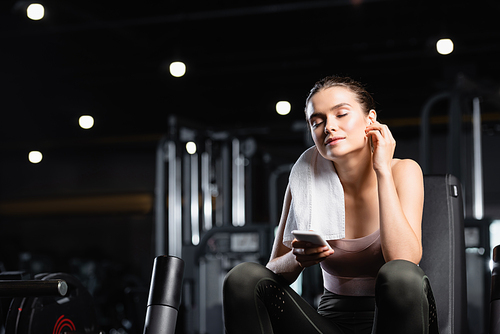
1, 0, 500, 333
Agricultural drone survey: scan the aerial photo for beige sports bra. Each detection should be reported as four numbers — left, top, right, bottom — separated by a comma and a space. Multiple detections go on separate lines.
320, 229, 386, 296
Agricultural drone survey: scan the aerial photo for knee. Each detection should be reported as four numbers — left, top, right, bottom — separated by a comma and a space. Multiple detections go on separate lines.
223, 262, 271, 297
375, 260, 426, 309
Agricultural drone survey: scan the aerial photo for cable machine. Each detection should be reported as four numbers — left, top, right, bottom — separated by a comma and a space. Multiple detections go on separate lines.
419, 75, 495, 334
154, 116, 270, 333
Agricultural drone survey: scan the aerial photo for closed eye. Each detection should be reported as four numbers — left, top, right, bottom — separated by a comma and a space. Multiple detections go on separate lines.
311, 121, 323, 129
309, 116, 324, 129
337, 113, 348, 118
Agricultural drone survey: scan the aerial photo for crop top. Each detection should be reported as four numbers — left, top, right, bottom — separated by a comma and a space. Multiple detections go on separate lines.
320, 229, 385, 296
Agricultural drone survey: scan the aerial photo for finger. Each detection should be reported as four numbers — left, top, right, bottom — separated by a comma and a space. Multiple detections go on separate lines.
376, 124, 390, 137
292, 240, 329, 250
295, 249, 334, 266
296, 259, 317, 268
367, 123, 394, 139
366, 126, 395, 145
293, 248, 306, 256
295, 254, 322, 268
294, 247, 333, 259
292, 240, 312, 248
365, 129, 382, 143
295, 245, 331, 256
365, 127, 381, 138
365, 123, 384, 135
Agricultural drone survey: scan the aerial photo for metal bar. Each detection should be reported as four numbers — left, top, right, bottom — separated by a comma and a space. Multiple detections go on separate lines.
448, 92, 462, 180
182, 153, 191, 246
154, 136, 167, 256
221, 141, 231, 226
191, 153, 200, 245
0, 280, 67, 297
472, 97, 484, 220
201, 152, 212, 231
419, 91, 451, 174
215, 153, 224, 227
232, 138, 245, 226
199, 258, 207, 334
168, 141, 182, 257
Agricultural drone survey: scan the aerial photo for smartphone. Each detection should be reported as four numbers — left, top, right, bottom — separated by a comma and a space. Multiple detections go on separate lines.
291, 230, 332, 249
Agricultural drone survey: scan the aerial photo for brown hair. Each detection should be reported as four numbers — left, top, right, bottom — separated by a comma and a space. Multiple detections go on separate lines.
305, 76, 376, 115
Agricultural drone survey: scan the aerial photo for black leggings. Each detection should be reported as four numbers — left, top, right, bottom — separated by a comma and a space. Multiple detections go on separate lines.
223, 260, 439, 334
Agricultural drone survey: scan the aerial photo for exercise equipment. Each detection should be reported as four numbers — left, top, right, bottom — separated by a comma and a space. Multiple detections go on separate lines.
420, 174, 468, 334
3, 272, 99, 334
0, 278, 67, 297
153, 119, 260, 333
490, 245, 500, 334
143, 255, 184, 334
419, 80, 496, 334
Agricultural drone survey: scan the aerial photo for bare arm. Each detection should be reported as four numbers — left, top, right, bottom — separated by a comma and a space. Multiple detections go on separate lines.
266, 185, 334, 284
377, 159, 423, 263
367, 121, 423, 263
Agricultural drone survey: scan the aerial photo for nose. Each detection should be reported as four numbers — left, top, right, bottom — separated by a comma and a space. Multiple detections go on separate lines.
324, 116, 337, 134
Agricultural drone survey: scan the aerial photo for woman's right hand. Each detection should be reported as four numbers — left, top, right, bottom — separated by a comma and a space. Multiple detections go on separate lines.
291, 239, 334, 268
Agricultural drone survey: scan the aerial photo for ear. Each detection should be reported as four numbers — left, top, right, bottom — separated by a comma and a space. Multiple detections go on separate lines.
368, 109, 377, 124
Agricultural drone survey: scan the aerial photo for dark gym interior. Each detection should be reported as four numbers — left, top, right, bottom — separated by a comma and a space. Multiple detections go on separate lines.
1, 1, 500, 333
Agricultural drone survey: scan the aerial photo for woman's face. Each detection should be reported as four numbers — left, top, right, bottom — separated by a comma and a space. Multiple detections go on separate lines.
305, 86, 374, 161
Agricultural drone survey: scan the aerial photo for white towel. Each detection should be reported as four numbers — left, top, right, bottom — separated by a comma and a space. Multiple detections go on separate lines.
283, 146, 345, 248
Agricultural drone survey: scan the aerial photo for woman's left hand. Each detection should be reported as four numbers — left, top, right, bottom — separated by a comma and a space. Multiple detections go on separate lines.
365, 121, 396, 174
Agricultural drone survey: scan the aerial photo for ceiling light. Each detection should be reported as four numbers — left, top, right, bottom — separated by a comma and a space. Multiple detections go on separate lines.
79, 115, 94, 129
170, 61, 186, 77
276, 101, 291, 115
28, 151, 43, 163
186, 141, 197, 154
436, 38, 454, 55
26, 3, 44, 20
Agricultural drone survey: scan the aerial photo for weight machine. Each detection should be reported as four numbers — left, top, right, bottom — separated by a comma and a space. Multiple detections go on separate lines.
419, 75, 500, 334
0, 271, 99, 333
154, 116, 271, 333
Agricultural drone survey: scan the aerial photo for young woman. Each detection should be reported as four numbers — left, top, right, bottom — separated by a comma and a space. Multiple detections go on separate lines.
223, 76, 439, 334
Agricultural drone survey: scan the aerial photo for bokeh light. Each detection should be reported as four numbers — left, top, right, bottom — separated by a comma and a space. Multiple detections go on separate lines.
27, 3, 44, 20
186, 141, 197, 154
28, 151, 43, 163
170, 61, 186, 77
276, 101, 291, 115
436, 38, 454, 55
79, 115, 94, 129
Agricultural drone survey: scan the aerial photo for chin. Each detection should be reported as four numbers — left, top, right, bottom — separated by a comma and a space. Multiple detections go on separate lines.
318, 147, 341, 161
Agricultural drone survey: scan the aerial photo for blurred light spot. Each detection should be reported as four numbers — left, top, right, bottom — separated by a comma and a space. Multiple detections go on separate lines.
170, 61, 186, 77
28, 151, 43, 163
436, 38, 454, 55
27, 3, 44, 20
276, 101, 291, 115
79, 115, 94, 129
186, 141, 197, 154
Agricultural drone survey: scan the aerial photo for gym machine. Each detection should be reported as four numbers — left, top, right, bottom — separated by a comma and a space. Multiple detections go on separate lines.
0, 271, 99, 333
154, 116, 271, 333
419, 76, 499, 333
0, 256, 185, 334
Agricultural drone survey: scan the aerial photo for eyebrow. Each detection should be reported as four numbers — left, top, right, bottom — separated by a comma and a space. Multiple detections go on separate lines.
308, 103, 352, 121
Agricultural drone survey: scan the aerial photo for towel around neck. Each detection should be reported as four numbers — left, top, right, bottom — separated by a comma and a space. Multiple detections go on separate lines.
283, 146, 345, 248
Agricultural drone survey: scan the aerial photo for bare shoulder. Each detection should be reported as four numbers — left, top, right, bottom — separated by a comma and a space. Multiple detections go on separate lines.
391, 158, 422, 175
391, 158, 424, 189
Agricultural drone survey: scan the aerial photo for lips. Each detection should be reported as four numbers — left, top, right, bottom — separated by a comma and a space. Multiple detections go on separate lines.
325, 136, 345, 146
